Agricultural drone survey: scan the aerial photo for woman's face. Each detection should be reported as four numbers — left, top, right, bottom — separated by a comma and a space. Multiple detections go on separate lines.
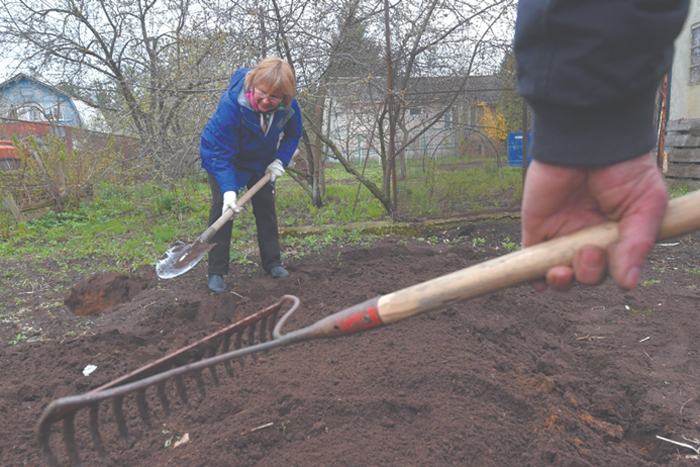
253, 84, 283, 112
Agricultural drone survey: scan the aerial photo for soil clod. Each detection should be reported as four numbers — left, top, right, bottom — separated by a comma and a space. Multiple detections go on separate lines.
64, 273, 151, 315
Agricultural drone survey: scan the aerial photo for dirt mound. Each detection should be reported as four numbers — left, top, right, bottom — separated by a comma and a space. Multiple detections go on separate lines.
2, 221, 700, 467
64, 273, 152, 315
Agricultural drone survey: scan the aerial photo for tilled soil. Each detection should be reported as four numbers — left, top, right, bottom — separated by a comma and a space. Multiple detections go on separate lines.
2, 221, 700, 467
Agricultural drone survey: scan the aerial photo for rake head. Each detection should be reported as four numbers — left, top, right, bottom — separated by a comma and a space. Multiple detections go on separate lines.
36, 295, 301, 467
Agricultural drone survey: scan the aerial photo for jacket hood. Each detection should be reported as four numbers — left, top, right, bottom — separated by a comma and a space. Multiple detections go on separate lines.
227, 68, 253, 110
238, 87, 254, 111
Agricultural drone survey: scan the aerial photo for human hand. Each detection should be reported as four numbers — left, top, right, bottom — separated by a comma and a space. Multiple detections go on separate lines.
521, 152, 668, 292
266, 159, 285, 182
222, 190, 242, 217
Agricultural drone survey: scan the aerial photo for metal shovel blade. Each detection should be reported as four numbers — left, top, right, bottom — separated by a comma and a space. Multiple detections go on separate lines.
155, 173, 273, 280
155, 239, 214, 279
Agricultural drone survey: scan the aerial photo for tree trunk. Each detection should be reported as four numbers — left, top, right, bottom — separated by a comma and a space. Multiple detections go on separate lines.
312, 125, 392, 213
312, 93, 326, 208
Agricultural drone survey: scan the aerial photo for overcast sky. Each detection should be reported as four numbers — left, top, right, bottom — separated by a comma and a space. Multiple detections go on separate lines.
0, 57, 20, 82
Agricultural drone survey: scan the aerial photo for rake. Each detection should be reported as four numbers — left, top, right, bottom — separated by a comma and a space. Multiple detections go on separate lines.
37, 295, 300, 467
37, 189, 700, 466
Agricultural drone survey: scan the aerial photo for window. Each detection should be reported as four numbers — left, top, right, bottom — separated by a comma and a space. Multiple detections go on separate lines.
17, 105, 32, 121
48, 104, 62, 121
691, 24, 700, 85
409, 107, 422, 115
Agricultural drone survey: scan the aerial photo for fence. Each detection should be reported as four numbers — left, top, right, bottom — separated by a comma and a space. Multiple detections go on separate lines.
0, 118, 143, 220
0, 117, 141, 165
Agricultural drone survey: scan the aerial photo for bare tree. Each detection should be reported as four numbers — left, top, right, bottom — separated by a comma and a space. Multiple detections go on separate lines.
270, 0, 385, 208
289, 0, 516, 215
0, 0, 257, 179
0, 0, 515, 215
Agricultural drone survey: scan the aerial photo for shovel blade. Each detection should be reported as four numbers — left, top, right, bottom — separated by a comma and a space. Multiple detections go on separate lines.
156, 240, 214, 279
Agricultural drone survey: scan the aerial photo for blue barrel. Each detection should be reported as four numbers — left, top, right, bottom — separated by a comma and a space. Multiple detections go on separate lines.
507, 131, 532, 167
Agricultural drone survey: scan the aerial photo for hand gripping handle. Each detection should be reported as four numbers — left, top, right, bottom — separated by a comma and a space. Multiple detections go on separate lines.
199, 172, 272, 244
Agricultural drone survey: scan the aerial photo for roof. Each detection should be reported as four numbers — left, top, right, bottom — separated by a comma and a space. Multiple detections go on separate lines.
0, 73, 66, 98
323, 74, 506, 106
0, 73, 105, 129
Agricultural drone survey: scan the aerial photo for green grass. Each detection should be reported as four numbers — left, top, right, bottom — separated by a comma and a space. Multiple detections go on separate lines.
0, 157, 521, 273
399, 163, 522, 217
669, 184, 692, 199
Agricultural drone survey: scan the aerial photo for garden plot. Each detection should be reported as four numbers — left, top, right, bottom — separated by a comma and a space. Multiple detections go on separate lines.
1, 221, 700, 467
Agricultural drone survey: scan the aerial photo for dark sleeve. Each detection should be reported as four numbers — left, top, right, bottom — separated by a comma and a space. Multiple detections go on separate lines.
514, 0, 689, 166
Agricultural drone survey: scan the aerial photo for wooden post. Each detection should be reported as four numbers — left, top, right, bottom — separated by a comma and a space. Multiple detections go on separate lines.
384, 0, 397, 215
656, 74, 668, 172
64, 125, 73, 153
3, 195, 27, 223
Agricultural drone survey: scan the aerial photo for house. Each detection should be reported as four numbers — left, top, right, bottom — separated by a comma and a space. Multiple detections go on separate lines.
0, 74, 138, 173
321, 74, 504, 163
0, 73, 102, 129
667, 2, 700, 188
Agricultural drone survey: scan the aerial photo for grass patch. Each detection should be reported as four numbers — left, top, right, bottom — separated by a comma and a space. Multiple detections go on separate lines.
0, 157, 520, 273
669, 184, 691, 199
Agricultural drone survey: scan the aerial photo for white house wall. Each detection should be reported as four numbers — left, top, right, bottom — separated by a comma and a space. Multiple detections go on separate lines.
327, 100, 484, 163
670, 1, 700, 120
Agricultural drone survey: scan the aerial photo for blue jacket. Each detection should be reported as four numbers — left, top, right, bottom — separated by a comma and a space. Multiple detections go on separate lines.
515, 0, 689, 166
200, 68, 303, 192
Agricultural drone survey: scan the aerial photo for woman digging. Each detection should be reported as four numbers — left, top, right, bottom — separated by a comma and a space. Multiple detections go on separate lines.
199, 57, 303, 294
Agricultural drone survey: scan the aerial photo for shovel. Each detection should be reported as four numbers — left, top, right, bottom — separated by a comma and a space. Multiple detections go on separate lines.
156, 173, 272, 279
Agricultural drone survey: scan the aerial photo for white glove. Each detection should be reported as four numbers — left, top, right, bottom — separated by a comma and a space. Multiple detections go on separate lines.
266, 159, 285, 182
222, 190, 242, 217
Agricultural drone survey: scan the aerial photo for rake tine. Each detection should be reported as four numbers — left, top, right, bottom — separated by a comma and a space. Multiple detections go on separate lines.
259, 316, 268, 343
264, 311, 278, 356
206, 346, 220, 386
112, 396, 129, 444
221, 333, 234, 378
188, 352, 208, 399
89, 403, 106, 457
136, 388, 152, 429
234, 329, 245, 370
174, 375, 188, 405
194, 371, 206, 399
38, 416, 59, 467
268, 310, 279, 340
156, 382, 171, 417
248, 322, 258, 363
63, 411, 83, 467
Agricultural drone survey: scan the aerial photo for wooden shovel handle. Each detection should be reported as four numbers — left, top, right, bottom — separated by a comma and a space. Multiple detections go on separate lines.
377, 190, 700, 324
198, 172, 273, 244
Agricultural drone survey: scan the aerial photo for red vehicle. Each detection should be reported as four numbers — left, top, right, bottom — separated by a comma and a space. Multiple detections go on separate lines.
0, 140, 19, 170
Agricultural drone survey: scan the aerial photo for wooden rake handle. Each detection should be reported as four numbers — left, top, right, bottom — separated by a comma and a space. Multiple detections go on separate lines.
376, 190, 700, 324
199, 172, 272, 244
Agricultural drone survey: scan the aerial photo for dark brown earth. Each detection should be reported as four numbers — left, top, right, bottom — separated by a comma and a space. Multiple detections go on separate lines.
2, 220, 700, 467
64, 273, 153, 316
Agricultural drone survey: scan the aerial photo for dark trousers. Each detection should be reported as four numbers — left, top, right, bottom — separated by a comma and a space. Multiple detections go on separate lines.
207, 173, 282, 275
